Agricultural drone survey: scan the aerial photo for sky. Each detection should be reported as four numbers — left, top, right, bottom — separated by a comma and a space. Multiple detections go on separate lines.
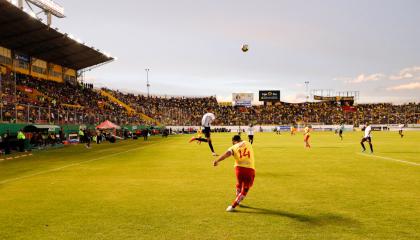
47, 0, 420, 103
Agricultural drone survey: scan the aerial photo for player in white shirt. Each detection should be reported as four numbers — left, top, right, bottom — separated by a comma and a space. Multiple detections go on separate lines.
398, 124, 404, 138
339, 123, 345, 140
276, 126, 281, 135
189, 107, 218, 156
247, 124, 254, 144
360, 122, 373, 153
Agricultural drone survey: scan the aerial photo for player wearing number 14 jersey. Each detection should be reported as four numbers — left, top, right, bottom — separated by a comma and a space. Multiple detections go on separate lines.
213, 135, 255, 212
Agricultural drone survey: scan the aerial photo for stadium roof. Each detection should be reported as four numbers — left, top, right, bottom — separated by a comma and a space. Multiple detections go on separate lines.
0, 0, 114, 70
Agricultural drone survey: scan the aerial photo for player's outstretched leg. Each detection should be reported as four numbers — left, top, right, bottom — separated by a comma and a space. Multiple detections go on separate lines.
189, 137, 208, 143
208, 140, 218, 156
361, 139, 366, 152
236, 183, 241, 196
227, 187, 249, 212
232, 188, 248, 207
368, 142, 373, 153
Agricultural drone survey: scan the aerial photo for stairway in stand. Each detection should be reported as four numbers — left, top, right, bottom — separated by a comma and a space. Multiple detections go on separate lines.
99, 90, 159, 125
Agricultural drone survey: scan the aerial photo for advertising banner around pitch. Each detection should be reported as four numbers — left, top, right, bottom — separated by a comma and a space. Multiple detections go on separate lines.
232, 93, 253, 107
314, 95, 354, 101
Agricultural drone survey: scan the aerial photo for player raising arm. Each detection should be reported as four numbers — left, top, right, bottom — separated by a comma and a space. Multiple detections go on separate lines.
213, 135, 255, 212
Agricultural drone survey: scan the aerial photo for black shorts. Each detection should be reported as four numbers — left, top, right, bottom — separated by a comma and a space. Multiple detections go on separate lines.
339, 130, 343, 134
362, 137, 371, 142
203, 127, 211, 138
248, 135, 254, 140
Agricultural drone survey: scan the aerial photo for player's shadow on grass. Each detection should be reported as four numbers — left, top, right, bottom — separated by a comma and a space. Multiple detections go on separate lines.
237, 205, 359, 226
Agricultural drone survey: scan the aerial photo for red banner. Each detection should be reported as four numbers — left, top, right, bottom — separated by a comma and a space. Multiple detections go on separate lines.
342, 106, 357, 112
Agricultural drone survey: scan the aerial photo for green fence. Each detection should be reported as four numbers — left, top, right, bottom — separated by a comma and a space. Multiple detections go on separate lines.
0, 123, 164, 135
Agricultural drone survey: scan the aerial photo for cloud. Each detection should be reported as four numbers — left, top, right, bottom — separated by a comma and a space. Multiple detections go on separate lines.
283, 93, 307, 103
386, 82, 420, 91
336, 66, 420, 84
347, 73, 385, 83
389, 66, 420, 80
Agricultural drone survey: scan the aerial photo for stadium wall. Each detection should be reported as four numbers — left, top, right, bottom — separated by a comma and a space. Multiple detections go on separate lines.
166, 125, 420, 132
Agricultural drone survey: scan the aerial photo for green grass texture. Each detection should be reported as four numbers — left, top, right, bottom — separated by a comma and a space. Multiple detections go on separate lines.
0, 131, 419, 239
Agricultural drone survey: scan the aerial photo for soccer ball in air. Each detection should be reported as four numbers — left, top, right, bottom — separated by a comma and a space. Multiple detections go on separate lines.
241, 44, 249, 52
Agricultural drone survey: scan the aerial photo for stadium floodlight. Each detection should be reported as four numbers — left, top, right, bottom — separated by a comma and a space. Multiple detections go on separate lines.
28, 10, 37, 18
103, 52, 112, 58
8, 0, 18, 6
26, 0, 65, 18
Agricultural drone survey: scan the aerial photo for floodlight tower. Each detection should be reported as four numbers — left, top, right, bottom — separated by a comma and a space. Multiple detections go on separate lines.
18, 0, 66, 26
145, 68, 150, 97
304, 81, 310, 101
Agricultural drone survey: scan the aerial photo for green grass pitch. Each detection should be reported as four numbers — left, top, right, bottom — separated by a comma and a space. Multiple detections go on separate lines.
0, 131, 419, 239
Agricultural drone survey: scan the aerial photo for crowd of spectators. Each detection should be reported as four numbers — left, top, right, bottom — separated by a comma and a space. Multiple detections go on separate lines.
105, 89, 420, 126
1, 72, 419, 126
1, 72, 147, 125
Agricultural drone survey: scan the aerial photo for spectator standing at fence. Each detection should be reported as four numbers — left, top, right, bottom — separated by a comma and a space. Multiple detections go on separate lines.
142, 128, 149, 141
78, 128, 84, 144
84, 129, 91, 148
59, 127, 65, 143
3, 130, 11, 154
17, 129, 26, 152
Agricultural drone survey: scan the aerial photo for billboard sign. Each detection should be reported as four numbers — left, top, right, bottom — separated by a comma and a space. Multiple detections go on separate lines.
259, 90, 280, 101
232, 93, 253, 107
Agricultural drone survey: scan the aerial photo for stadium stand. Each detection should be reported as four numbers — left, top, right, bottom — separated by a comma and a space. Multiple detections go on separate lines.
0, 0, 419, 128
97, 89, 420, 126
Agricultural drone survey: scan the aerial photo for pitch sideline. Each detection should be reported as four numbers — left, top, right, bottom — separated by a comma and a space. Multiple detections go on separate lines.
357, 152, 420, 166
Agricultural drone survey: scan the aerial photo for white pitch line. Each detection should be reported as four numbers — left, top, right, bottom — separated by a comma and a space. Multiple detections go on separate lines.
357, 153, 420, 166
0, 140, 169, 185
